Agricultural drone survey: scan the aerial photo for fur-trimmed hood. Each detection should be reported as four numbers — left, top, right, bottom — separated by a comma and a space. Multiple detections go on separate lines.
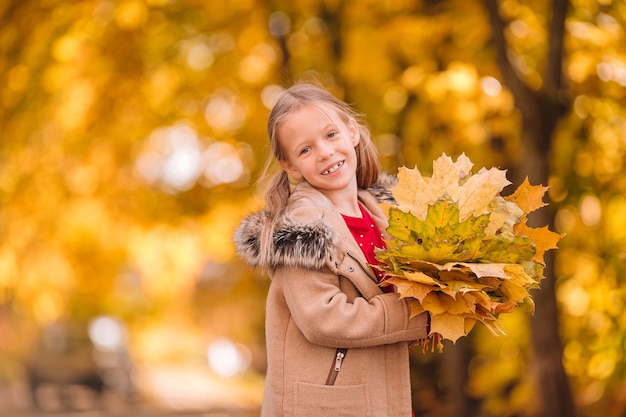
233, 173, 397, 270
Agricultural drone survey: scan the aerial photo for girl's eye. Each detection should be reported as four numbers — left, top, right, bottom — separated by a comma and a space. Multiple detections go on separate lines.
299, 147, 311, 155
327, 131, 338, 139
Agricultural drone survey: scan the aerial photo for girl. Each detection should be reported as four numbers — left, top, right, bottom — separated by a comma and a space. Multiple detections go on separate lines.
233, 82, 429, 417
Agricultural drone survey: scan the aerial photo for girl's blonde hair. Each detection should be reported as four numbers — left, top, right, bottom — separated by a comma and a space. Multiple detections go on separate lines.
262, 81, 381, 217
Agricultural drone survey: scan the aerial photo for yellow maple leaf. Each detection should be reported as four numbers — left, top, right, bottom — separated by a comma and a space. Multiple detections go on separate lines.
431, 153, 472, 196
383, 278, 434, 304
444, 262, 509, 279
392, 167, 435, 221
408, 259, 449, 276
452, 167, 511, 221
403, 271, 443, 286
395, 154, 511, 223
440, 280, 492, 296
464, 318, 478, 335
436, 267, 478, 283
443, 291, 479, 315
422, 292, 474, 315
430, 313, 468, 343
503, 264, 538, 288
477, 318, 507, 336
484, 197, 525, 238
484, 210, 508, 239
498, 279, 531, 303
420, 292, 449, 315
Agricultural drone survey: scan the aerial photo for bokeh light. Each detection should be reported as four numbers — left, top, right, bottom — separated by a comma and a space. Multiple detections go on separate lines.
207, 338, 252, 378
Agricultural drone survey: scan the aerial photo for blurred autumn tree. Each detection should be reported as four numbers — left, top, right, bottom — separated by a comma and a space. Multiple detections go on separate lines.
1, 0, 625, 416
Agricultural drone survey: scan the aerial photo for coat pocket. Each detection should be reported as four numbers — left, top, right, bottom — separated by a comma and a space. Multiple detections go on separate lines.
293, 381, 370, 417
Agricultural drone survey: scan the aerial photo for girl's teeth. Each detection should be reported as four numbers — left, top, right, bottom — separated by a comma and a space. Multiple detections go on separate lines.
323, 161, 343, 175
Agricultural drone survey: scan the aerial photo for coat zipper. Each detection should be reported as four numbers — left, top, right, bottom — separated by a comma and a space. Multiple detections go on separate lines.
323, 253, 372, 386
325, 348, 347, 385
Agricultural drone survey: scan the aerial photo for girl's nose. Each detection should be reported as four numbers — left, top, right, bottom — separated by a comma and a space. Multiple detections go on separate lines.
317, 140, 334, 160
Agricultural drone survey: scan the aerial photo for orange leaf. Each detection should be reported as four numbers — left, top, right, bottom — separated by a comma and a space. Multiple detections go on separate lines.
494, 299, 518, 314
514, 220, 564, 264
407, 299, 426, 318
504, 177, 548, 214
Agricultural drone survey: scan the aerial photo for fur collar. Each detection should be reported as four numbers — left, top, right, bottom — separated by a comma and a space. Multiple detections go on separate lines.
233, 173, 396, 270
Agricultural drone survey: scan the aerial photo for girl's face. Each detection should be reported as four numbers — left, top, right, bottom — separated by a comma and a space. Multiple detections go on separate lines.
277, 103, 360, 196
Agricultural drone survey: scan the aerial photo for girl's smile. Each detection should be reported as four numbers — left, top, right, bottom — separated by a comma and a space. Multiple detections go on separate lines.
322, 160, 344, 175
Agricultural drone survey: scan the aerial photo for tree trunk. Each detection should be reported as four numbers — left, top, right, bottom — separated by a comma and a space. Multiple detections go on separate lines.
444, 337, 481, 417
518, 134, 578, 417
483, 1, 577, 416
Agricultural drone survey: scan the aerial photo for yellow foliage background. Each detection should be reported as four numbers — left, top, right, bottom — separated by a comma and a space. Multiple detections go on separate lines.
1, 0, 625, 416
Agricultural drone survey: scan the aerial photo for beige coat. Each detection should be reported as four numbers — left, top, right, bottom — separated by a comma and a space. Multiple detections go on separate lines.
234, 178, 428, 417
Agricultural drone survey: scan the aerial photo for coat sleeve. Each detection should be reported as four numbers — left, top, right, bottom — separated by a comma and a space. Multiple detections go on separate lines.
276, 264, 428, 348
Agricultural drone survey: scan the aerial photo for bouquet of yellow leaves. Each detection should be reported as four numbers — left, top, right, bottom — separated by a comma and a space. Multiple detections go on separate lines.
375, 153, 563, 351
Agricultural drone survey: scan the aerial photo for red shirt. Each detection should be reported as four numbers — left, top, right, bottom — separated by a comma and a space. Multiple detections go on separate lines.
342, 204, 392, 292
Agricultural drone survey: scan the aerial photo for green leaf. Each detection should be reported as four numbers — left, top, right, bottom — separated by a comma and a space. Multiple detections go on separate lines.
479, 234, 536, 263
386, 207, 426, 243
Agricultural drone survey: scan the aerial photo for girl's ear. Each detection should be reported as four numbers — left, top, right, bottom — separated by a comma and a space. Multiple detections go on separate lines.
349, 118, 360, 146
278, 160, 302, 180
